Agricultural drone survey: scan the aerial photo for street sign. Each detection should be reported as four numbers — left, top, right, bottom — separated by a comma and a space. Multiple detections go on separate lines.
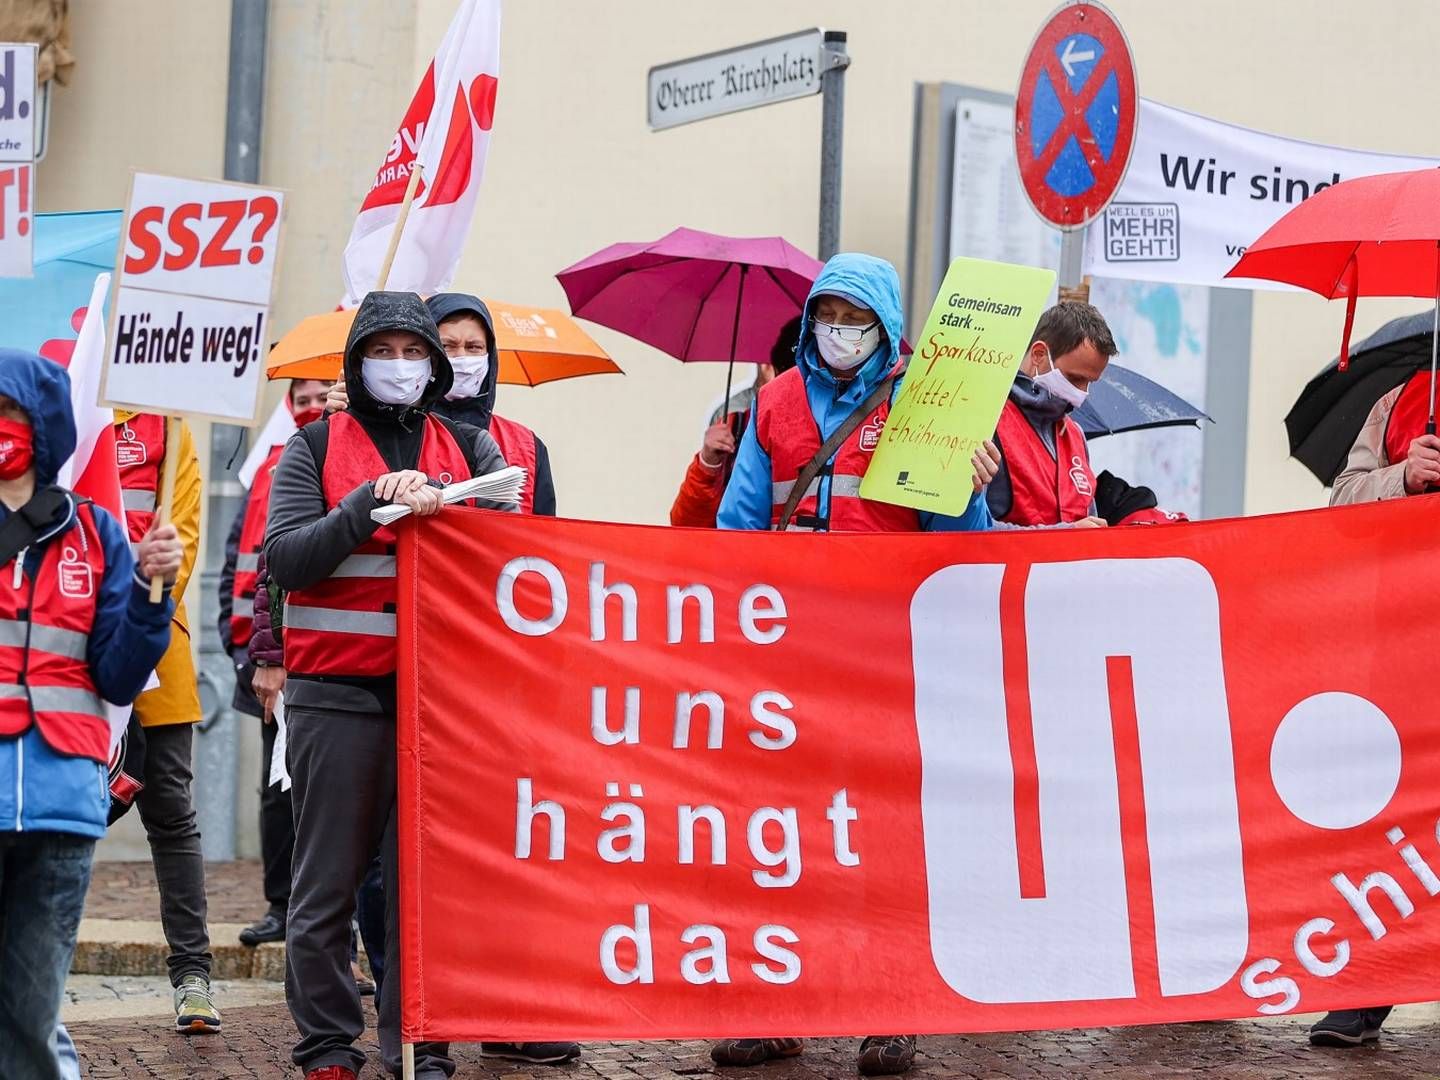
647, 29, 825, 131
1014, 2, 1137, 231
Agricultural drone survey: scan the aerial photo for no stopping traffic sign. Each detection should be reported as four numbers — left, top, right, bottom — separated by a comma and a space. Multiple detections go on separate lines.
1015, 2, 1137, 231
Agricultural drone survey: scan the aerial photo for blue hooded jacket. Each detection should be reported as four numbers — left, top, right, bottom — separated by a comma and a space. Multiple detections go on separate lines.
0, 349, 174, 838
717, 253, 994, 532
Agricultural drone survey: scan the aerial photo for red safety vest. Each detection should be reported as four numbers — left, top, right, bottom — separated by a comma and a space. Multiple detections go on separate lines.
230, 443, 285, 649
115, 413, 167, 544
995, 398, 1095, 526
754, 366, 919, 532
0, 500, 110, 763
283, 411, 472, 678
489, 413, 538, 515
1384, 370, 1434, 467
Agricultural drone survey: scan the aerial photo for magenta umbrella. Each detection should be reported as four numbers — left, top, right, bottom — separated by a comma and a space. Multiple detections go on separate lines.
557, 226, 825, 413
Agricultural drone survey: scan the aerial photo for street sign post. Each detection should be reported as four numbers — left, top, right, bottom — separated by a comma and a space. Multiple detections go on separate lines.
648, 29, 850, 260
1014, 2, 1137, 287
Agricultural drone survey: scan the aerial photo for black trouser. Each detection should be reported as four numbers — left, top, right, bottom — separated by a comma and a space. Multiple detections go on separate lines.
285, 704, 452, 1079
258, 716, 294, 913
135, 721, 212, 986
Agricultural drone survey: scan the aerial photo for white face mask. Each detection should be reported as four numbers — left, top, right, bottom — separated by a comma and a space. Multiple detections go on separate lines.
445, 352, 490, 401
1033, 347, 1089, 409
815, 322, 882, 372
362, 356, 431, 406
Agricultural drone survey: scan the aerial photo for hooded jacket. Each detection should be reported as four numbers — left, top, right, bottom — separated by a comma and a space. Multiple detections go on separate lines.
717, 253, 993, 532
0, 349, 174, 837
263, 291, 514, 714
424, 293, 557, 516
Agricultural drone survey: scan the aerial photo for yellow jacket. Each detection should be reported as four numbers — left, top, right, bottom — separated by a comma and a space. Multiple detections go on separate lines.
116, 411, 202, 727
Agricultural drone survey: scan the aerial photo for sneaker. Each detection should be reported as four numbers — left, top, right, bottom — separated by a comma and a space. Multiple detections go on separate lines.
857, 1035, 916, 1075
304, 1068, 358, 1080
173, 974, 221, 1034
710, 1039, 804, 1067
238, 909, 286, 947
480, 1042, 582, 1064
1309, 1007, 1392, 1047
350, 960, 376, 997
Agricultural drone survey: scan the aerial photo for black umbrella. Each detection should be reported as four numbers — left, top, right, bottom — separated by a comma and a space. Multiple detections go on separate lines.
1073, 363, 1210, 439
1286, 308, 1436, 485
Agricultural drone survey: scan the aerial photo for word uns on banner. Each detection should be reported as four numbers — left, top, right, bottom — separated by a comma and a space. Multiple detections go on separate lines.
123, 196, 280, 274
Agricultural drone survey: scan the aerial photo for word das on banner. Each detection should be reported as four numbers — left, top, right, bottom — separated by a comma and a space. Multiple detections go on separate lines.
396, 504, 1440, 1043
101, 172, 285, 423
860, 256, 1054, 515
0, 43, 36, 278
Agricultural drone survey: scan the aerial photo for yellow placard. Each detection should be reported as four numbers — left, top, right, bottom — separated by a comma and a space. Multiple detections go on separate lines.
860, 256, 1056, 515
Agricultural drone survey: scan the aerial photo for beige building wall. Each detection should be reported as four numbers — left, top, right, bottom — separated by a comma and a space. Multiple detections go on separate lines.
39, 2, 1440, 526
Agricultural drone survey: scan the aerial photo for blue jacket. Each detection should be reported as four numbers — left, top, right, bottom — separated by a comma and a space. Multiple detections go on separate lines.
0, 349, 174, 838
718, 253, 993, 532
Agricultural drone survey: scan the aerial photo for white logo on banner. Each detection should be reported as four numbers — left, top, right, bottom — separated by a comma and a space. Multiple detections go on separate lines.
910, 558, 1248, 1002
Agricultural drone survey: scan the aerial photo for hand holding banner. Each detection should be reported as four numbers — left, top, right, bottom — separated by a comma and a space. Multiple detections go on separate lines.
861, 257, 1054, 514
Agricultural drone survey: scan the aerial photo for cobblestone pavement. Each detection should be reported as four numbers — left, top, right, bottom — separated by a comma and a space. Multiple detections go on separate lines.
70, 1000, 1440, 1079
86, 859, 266, 923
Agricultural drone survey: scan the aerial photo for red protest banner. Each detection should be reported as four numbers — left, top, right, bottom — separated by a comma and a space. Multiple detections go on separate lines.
396, 503, 1440, 1043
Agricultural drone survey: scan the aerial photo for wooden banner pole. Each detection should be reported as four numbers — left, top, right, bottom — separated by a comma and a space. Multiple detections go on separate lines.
377, 162, 425, 292
147, 415, 183, 603
402, 1043, 416, 1080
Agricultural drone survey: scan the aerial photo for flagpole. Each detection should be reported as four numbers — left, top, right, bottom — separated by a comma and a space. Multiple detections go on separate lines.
377, 162, 425, 292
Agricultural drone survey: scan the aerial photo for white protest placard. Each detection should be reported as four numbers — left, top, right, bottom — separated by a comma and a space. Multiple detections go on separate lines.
101, 172, 286, 423
0, 43, 36, 278
1082, 99, 1439, 288
0, 43, 36, 161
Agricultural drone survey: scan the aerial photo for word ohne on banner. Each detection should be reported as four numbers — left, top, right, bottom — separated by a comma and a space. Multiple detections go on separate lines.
395, 505, 1440, 1044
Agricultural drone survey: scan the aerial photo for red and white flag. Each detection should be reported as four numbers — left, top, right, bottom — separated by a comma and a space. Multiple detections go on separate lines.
341, 0, 501, 306
53, 273, 124, 526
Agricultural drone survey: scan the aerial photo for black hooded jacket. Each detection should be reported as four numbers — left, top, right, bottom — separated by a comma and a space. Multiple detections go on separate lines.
262, 291, 512, 713
424, 293, 557, 515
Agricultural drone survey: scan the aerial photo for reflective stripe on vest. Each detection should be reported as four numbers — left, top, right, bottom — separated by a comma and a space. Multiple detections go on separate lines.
754, 366, 920, 533
123, 488, 157, 513
994, 398, 1095, 526
115, 414, 167, 543
0, 501, 110, 764
1384, 369, 1434, 468
488, 413, 539, 514
282, 412, 472, 677
0, 682, 105, 718
0, 619, 89, 660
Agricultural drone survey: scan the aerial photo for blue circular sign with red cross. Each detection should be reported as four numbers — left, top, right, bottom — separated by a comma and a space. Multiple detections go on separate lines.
1015, 1, 1138, 231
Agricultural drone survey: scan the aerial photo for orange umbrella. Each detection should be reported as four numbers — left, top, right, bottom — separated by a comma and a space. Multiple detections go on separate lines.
484, 299, 621, 386
265, 301, 621, 386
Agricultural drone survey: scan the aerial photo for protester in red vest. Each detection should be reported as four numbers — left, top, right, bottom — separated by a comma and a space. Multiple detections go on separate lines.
264, 292, 525, 1080
719, 252, 998, 541
1309, 364, 1440, 1048
425, 293, 557, 516
0, 349, 178, 1079
216, 378, 330, 950
985, 302, 1116, 529
111, 408, 222, 1034
670, 317, 799, 528
713, 254, 996, 1076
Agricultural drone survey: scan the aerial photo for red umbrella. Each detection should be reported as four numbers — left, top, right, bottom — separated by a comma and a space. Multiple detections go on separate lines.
1227, 167, 1440, 429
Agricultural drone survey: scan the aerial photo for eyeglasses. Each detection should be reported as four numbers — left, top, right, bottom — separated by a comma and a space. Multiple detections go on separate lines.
809, 317, 878, 344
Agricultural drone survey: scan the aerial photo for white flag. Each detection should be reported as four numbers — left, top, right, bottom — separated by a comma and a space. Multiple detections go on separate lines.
341, 0, 501, 305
